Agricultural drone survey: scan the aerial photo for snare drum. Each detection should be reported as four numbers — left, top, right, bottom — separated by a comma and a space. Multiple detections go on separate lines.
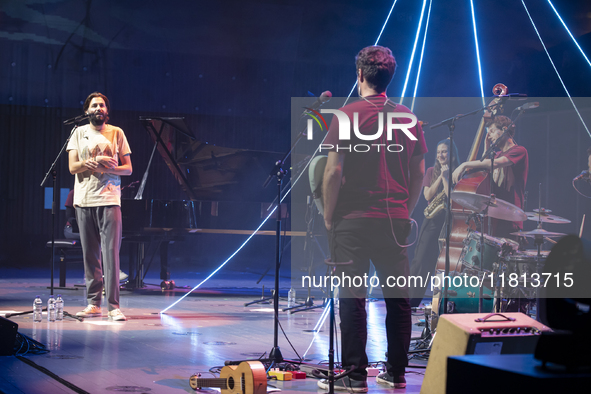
459, 231, 517, 273
506, 250, 549, 278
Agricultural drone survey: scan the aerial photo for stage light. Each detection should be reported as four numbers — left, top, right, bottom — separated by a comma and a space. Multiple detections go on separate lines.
411, 0, 433, 112
400, 0, 428, 102
547, 0, 591, 68
520, 0, 591, 140
346, 0, 400, 99
302, 299, 332, 360
469, 0, 485, 106
160, 206, 279, 313
161, 0, 406, 315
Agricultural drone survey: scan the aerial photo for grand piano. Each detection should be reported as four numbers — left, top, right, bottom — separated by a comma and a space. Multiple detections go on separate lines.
121, 117, 298, 288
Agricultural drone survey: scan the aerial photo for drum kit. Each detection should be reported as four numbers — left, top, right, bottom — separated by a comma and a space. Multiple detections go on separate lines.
430, 192, 570, 329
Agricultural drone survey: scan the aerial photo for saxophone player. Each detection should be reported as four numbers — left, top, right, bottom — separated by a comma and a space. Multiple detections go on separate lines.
409, 139, 460, 308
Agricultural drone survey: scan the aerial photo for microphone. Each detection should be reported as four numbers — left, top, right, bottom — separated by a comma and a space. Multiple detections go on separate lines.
306, 91, 332, 111
496, 93, 528, 100
63, 113, 90, 125
516, 102, 539, 111
574, 170, 590, 182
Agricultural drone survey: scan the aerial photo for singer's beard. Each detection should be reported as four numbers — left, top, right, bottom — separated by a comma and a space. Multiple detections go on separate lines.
90, 113, 106, 126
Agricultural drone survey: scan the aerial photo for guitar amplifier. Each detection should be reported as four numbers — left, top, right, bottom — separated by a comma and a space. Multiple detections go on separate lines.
421, 312, 551, 394
0, 316, 18, 356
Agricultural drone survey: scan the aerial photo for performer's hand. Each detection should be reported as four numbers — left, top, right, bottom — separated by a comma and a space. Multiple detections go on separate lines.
95, 156, 118, 169
441, 164, 449, 179
324, 218, 332, 231
452, 164, 465, 184
83, 158, 99, 171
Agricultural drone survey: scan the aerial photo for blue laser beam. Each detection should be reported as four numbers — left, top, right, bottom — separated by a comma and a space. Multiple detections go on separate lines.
346, 0, 400, 100
411, 0, 433, 112
521, 0, 591, 140
400, 0, 428, 102
470, 0, 485, 106
160, 206, 279, 313
302, 299, 332, 359
161, 0, 401, 316
547, 0, 591, 68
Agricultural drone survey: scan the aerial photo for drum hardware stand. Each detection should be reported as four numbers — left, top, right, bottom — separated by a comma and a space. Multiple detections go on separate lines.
411, 305, 434, 347
532, 184, 546, 321
465, 209, 490, 314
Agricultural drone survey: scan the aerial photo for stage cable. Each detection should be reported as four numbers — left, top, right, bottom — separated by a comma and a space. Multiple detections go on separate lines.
469, 0, 485, 107
410, 0, 433, 112
547, 0, 591, 68
520, 0, 591, 140
17, 355, 90, 394
400, 0, 428, 102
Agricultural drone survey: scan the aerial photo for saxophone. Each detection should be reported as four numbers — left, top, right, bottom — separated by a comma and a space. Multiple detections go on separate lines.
424, 189, 447, 219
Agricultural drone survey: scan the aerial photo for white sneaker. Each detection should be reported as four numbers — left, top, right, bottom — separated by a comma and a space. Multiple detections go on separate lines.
108, 309, 127, 321
119, 270, 129, 281
76, 305, 101, 317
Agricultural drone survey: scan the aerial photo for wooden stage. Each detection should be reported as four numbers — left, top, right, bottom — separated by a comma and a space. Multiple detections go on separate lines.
0, 267, 429, 393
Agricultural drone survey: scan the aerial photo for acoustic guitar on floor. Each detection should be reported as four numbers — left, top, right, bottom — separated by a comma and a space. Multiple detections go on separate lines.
189, 361, 267, 394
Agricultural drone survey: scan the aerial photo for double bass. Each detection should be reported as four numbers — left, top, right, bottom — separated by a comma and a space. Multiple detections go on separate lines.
436, 83, 508, 273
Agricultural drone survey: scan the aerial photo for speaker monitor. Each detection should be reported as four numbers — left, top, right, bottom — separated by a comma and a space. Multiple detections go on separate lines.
0, 316, 18, 356
421, 312, 551, 394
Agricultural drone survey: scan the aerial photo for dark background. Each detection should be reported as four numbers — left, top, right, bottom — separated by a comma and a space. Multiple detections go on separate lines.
1, 0, 591, 277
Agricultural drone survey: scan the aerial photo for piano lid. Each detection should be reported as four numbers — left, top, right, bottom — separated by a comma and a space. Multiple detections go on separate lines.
139, 117, 284, 202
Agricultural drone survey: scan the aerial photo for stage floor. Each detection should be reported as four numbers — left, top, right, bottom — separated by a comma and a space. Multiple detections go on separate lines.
0, 267, 429, 393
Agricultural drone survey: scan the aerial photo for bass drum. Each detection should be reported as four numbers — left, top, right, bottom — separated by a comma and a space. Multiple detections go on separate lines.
505, 250, 549, 284
430, 271, 494, 331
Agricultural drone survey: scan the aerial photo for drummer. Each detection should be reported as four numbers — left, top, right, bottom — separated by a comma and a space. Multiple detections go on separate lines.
452, 115, 528, 238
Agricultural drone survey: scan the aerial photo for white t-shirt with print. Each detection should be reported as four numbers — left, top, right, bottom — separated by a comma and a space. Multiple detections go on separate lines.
66, 124, 131, 207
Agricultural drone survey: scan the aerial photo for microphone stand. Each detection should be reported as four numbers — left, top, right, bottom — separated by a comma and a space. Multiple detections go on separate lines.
430, 99, 506, 315
239, 105, 321, 368
40, 121, 85, 296
477, 106, 527, 313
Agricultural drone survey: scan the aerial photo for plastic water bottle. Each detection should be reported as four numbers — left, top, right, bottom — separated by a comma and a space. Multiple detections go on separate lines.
33, 296, 43, 322
47, 295, 56, 322
56, 295, 64, 321
287, 287, 296, 308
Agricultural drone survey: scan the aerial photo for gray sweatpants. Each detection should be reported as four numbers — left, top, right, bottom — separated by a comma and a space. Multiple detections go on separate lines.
76, 206, 122, 311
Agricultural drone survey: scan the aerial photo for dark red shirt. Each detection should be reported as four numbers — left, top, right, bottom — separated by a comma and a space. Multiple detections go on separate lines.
493, 144, 528, 230
323, 95, 428, 220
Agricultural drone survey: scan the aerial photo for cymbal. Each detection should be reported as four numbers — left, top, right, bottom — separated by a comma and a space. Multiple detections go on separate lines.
510, 228, 567, 238
525, 211, 571, 224
451, 192, 527, 222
